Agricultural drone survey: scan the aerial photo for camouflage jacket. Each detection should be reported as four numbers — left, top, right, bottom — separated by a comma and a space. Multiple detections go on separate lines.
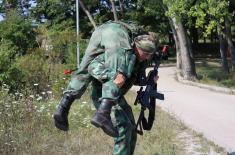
88, 48, 146, 96
78, 21, 139, 73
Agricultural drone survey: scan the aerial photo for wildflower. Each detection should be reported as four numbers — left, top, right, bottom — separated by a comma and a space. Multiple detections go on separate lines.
5, 104, 11, 108
41, 92, 46, 95
37, 105, 45, 112
64, 69, 73, 75
36, 96, 43, 101
47, 91, 52, 94
34, 83, 39, 86
91, 107, 96, 111
3, 88, 9, 91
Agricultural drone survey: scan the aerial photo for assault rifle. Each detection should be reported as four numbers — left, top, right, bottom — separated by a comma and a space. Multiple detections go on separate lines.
134, 53, 164, 135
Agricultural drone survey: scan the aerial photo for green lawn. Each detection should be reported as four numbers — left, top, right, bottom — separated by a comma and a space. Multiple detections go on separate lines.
196, 60, 235, 89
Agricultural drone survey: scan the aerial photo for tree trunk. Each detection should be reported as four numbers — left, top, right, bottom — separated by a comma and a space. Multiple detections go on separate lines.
110, 0, 118, 21
191, 27, 198, 46
172, 17, 197, 80
219, 33, 230, 73
186, 33, 196, 75
118, 0, 125, 18
225, 16, 235, 71
168, 18, 181, 69
79, 0, 97, 29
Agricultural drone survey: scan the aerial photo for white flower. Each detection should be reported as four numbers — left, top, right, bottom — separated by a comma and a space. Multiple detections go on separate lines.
34, 83, 39, 86
36, 96, 43, 101
41, 92, 46, 95
37, 105, 45, 112
91, 107, 96, 111
47, 91, 52, 94
29, 95, 34, 98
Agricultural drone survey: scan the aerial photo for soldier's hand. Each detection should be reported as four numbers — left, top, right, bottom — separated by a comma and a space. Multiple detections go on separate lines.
154, 75, 159, 84
113, 73, 126, 88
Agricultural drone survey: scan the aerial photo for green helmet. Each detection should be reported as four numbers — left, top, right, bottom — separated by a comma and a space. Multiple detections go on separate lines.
134, 34, 158, 53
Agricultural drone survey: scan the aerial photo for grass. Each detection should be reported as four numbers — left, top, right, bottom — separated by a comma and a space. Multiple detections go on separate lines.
196, 60, 235, 89
0, 87, 227, 155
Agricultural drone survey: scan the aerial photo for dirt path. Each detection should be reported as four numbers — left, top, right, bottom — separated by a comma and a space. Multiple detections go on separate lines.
132, 66, 235, 153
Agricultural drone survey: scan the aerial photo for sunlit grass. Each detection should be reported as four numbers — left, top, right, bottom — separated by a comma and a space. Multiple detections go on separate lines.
0, 87, 227, 155
196, 60, 235, 89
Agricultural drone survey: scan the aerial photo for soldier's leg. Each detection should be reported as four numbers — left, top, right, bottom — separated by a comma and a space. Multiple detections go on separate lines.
90, 80, 120, 137
91, 79, 102, 110
113, 97, 137, 155
53, 71, 92, 131
53, 25, 105, 131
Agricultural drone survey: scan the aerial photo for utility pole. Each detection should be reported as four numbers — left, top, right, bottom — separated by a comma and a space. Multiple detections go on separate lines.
76, 0, 80, 68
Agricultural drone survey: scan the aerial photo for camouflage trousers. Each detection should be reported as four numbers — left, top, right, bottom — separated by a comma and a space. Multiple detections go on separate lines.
91, 80, 137, 155
63, 21, 134, 99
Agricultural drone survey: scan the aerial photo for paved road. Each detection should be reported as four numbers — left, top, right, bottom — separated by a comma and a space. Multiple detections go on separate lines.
132, 66, 235, 152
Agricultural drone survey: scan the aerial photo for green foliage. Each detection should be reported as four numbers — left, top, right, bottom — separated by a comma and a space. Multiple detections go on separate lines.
163, 0, 234, 37
0, 87, 95, 154
31, 0, 75, 26
188, 0, 230, 36
66, 39, 88, 68
0, 49, 50, 93
0, 40, 16, 72
125, 0, 170, 39
0, 10, 37, 55
197, 60, 235, 88
163, 0, 190, 18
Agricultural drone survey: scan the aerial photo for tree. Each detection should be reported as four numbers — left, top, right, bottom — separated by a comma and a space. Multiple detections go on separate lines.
110, 0, 118, 21
226, 2, 235, 71
79, 0, 97, 29
163, 0, 197, 80
188, 0, 234, 73
118, 0, 125, 18
0, 9, 37, 55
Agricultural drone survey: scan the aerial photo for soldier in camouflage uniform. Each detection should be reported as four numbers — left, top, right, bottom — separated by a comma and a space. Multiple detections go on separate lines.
53, 21, 158, 154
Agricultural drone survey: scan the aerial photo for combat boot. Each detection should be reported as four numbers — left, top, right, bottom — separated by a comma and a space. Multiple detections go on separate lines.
91, 99, 119, 137
53, 93, 75, 131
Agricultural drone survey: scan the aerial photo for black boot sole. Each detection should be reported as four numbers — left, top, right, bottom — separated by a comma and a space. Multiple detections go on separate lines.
53, 114, 69, 131
91, 117, 118, 137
